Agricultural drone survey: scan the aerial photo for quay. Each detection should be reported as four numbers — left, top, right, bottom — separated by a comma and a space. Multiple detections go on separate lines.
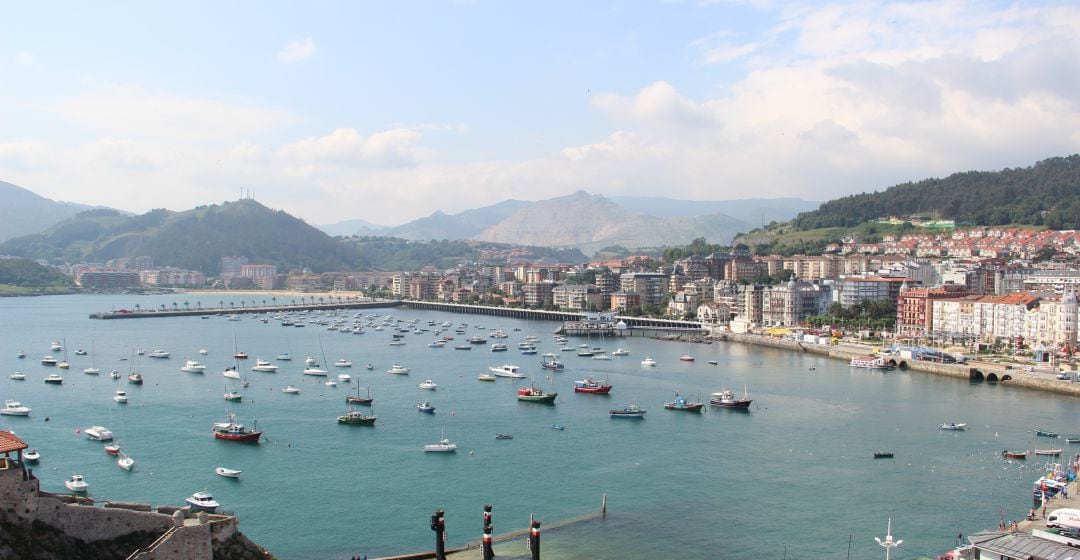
401, 301, 708, 335
89, 297, 401, 319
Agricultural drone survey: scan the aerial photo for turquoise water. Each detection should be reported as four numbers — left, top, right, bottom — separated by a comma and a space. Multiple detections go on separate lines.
0, 294, 1070, 559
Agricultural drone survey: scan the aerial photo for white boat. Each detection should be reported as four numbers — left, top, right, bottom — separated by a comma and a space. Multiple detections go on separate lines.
418, 379, 438, 390
325, 379, 337, 387
186, 491, 219, 512
387, 363, 411, 375
65, 474, 88, 493
641, 357, 657, 367
222, 366, 241, 379
282, 385, 300, 394
24, 449, 39, 462
612, 348, 630, 356
303, 365, 328, 376
224, 391, 242, 402
113, 390, 128, 403
198, 348, 208, 355
50, 341, 63, 352
939, 422, 967, 431
592, 353, 612, 361
110, 370, 121, 379
84, 426, 114, 441
181, 359, 207, 373
305, 356, 316, 366
488, 364, 526, 378
251, 359, 278, 372
850, 355, 894, 369
0, 400, 31, 416
424, 438, 457, 453
83, 342, 100, 374
147, 349, 170, 359
117, 450, 134, 471
44, 373, 63, 384
337, 373, 351, 383
9, 372, 25, 380
41, 356, 58, 366
276, 352, 291, 361
215, 467, 242, 478
334, 359, 353, 368
16, 351, 26, 359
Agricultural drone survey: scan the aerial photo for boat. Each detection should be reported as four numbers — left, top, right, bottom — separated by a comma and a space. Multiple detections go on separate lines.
849, 355, 894, 369
1066, 437, 1080, 444
276, 352, 292, 361
65, 474, 88, 493
212, 415, 262, 442
679, 355, 695, 362
418, 379, 438, 390
181, 359, 207, 373
215, 467, 242, 478
110, 370, 120, 379
147, 349, 170, 359
709, 360, 719, 365
282, 385, 300, 394
495, 434, 513, 440
873, 452, 895, 459
387, 363, 411, 375
83, 342, 100, 374
338, 409, 377, 425
334, 359, 353, 368
939, 422, 967, 431
417, 401, 436, 413
84, 426, 114, 441
222, 366, 241, 379
0, 400, 30, 416
365, 363, 374, 370
709, 387, 753, 408
1036, 429, 1060, 438
490, 343, 508, 352
234, 351, 248, 360
128, 372, 143, 384
424, 438, 457, 453
611, 348, 629, 356
251, 359, 278, 372
40, 356, 57, 366
338, 373, 351, 383
325, 379, 337, 387
1035, 448, 1064, 456
664, 393, 704, 412
551, 424, 565, 430
44, 373, 63, 384
541, 354, 564, 370
105, 443, 120, 455
489, 364, 526, 378
114, 390, 128, 403
455, 345, 472, 350
186, 491, 219, 512
199, 348, 209, 355
610, 404, 647, 418
9, 372, 25, 380
469, 336, 487, 345
517, 386, 557, 404
303, 363, 328, 376
1002, 450, 1028, 459
346, 386, 374, 405
573, 378, 613, 394
477, 373, 497, 382
16, 351, 25, 359
24, 449, 39, 462
575, 347, 595, 357
49, 341, 62, 352
117, 450, 134, 471
641, 357, 657, 367
74, 349, 87, 356
224, 391, 242, 402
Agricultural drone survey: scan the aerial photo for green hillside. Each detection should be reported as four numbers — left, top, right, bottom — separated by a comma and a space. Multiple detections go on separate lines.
0, 257, 75, 295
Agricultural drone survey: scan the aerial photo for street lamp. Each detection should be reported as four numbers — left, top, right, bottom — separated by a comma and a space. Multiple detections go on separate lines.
874, 518, 903, 560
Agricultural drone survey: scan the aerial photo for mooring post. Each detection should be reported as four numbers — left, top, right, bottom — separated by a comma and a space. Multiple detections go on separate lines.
601, 493, 607, 516
482, 504, 494, 560
529, 520, 541, 560
431, 509, 446, 560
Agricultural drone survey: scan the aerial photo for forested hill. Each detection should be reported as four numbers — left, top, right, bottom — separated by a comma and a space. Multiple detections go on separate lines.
794, 155, 1080, 230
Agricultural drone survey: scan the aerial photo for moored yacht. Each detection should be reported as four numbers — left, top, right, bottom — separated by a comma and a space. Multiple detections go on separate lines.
84, 426, 114, 441
0, 400, 31, 416
181, 359, 207, 373
251, 358, 278, 372
424, 438, 457, 452
387, 363, 411, 375
488, 364, 526, 378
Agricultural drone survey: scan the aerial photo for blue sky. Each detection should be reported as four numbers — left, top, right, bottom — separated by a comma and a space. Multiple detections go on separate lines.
1, 1, 1078, 225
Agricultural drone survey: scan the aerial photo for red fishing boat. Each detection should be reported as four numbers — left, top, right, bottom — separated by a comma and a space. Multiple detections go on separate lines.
212, 414, 262, 443
573, 378, 612, 394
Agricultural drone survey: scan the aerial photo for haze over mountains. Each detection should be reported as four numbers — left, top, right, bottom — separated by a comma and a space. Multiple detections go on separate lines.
0, 180, 101, 243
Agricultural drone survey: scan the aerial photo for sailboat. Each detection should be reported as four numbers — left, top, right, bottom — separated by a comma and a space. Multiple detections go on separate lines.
232, 330, 248, 360
303, 332, 328, 376
346, 385, 374, 405
115, 407, 134, 470
57, 338, 70, 369
83, 340, 100, 375
127, 353, 143, 385
223, 333, 242, 379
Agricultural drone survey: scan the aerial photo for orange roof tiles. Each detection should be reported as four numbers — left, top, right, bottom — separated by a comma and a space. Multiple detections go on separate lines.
0, 431, 28, 454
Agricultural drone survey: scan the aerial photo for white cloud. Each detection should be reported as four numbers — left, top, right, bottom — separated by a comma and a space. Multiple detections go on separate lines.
278, 127, 424, 169
13, 52, 37, 66
277, 37, 316, 63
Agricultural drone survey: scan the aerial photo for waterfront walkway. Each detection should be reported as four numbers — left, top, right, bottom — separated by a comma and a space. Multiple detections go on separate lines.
89, 298, 401, 319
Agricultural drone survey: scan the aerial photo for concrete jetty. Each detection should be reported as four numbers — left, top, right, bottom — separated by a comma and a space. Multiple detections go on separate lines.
89, 298, 401, 319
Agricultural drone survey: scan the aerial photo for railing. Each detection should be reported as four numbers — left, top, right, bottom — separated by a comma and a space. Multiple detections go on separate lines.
124, 525, 178, 560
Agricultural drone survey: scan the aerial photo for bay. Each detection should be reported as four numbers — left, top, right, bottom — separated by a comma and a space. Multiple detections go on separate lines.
0, 293, 1064, 559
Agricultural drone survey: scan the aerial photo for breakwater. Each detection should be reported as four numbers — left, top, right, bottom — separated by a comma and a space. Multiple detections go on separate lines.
401, 301, 707, 333
89, 298, 401, 319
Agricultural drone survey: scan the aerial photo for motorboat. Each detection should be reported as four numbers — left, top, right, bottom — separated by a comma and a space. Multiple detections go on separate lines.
418, 379, 438, 390
365, 363, 374, 370
338, 410, 377, 425
117, 451, 134, 471
222, 366, 241, 379
640, 357, 657, 367
612, 348, 630, 356
9, 372, 25, 380
664, 393, 704, 412
849, 355, 894, 369
212, 416, 262, 442
199, 348, 209, 355
114, 390, 128, 403
338, 373, 351, 383
105, 443, 120, 455
334, 359, 353, 368
65, 474, 88, 493
128, 372, 143, 384
387, 363, 411, 375
325, 379, 337, 387
489, 364, 525, 378
495, 434, 513, 440
417, 401, 436, 413
1002, 450, 1028, 459
44, 373, 64, 384
282, 385, 300, 394
610, 404, 647, 418
181, 359, 207, 373
424, 438, 457, 453
224, 391, 242, 402
490, 343, 508, 352
251, 359, 278, 372
573, 379, 612, 394
24, 449, 39, 462
1036, 429, 1060, 438
276, 352, 291, 361
110, 370, 121, 379
84, 426, 114, 441
592, 353, 611, 361
1, 400, 31, 416
873, 452, 895, 459
454, 345, 472, 350
49, 341, 63, 352
16, 351, 25, 359
233, 351, 248, 360
709, 388, 752, 409
186, 491, 219, 512
1035, 448, 1064, 456
215, 467, 242, 478
679, 355, 695, 362
939, 422, 967, 431
477, 373, 497, 382
74, 349, 87, 356
41, 356, 58, 366
517, 386, 557, 404
148, 349, 170, 359
468, 336, 487, 345
551, 424, 565, 431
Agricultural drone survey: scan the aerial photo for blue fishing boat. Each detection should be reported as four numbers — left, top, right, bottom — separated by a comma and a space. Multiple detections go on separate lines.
1036, 428, 1059, 438
417, 401, 435, 414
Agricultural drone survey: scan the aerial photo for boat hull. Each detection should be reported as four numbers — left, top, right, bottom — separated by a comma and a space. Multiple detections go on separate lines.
214, 431, 262, 443
664, 403, 704, 412
517, 393, 557, 404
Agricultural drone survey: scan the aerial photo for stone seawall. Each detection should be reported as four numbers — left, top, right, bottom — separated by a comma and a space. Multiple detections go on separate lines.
718, 332, 1080, 398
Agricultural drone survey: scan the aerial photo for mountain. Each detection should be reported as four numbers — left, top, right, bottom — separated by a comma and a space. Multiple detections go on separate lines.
384, 199, 531, 241
610, 196, 819, 223
0, 199, 359, 273
0, 180, 101, 243
317, 218, 388, 237
794, 155, 1080, 230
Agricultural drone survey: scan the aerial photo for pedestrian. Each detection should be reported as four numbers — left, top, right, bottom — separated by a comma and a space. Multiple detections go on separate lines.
1043, 504, 1048, 519
1065, 485, 1070, 499
1010, 521, 1019, 532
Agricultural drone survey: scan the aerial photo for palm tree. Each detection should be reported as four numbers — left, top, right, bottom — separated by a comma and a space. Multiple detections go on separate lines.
183, 301, 190, 310
271, 296, 277, 307
219, 299, 224, 310
172, 302, 178, 311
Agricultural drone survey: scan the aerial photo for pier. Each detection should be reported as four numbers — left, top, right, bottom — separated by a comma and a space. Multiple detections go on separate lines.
401, 301, 708, 335
89, 298, 401, 319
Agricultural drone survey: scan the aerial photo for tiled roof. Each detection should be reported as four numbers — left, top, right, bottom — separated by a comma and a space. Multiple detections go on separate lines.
0, 431, 27, 454
969, 530, 1078, 559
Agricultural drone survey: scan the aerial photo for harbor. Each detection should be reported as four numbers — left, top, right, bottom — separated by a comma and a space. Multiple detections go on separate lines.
2, 293, 1075, 558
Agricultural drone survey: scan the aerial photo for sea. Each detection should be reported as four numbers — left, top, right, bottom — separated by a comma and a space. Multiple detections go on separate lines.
0, 293, 1073, 559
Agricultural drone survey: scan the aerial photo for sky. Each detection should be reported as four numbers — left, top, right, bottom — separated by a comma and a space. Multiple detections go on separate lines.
1, 1, 1079, 227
